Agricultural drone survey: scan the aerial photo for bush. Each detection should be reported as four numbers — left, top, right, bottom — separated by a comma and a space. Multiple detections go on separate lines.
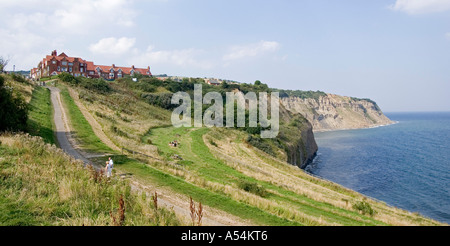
245, 134, 275, 156
353, 201, 376, 216
141, 92, 175, 110
209, 139, 218, 147
11, 73, 27, 84
0, 76, 28, 132
237, 180, 267, 197
58, 72, 79, 84
58, 73, 111, 94
79, 78, 111, 94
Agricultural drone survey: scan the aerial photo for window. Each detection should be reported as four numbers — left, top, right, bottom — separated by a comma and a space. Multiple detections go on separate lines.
57, 66, 60, 71
80, 68, 84, 73
62, 61, 67, 66
69, 67, 72, 72
109, 73, 114, 78
68, 62, 73, 66
89, 71, 94, 75
52, 61, 56, 64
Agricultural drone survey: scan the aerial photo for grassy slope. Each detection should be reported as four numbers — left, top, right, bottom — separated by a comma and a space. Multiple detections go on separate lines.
147, 127, 385, 225
58, 85, 114, 154
0, 134, 180, 226
27, 86, 56, 145
53, 80, 444, 226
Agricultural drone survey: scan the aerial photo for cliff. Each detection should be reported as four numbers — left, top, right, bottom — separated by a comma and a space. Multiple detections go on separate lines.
280, 94, 393, 132
278, 102, 318, 169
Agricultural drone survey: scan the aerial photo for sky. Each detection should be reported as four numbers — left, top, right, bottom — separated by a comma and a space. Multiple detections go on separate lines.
1, 0, 449, 112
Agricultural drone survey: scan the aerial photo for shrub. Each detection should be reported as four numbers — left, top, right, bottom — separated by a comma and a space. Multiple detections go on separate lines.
353, 201, 376, 216
141, 92, 175, 110
245, 134, 275, 156
0, 76, 28, 132
79, 78, 111, 94
209, 139, 218, 147
11, 73, 27, 84
137, 81, 157, 93
58, 72, 79, 85
237, 180, 267, 197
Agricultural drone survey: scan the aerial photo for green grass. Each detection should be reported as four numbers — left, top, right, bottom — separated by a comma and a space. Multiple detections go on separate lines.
0, 133, 180, 226
49, 81, 443, 226
27, 86, 56, 145
56, 84, 300, 225
58, 85, 114, 154
92, 154, 302, 226
145, 126, 386, 226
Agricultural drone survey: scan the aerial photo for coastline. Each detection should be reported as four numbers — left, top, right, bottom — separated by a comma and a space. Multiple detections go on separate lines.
312, 121, 399, 133
304, 114, 450, 224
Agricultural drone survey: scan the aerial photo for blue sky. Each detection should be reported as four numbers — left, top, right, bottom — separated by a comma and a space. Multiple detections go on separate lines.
1, 0, 450, 112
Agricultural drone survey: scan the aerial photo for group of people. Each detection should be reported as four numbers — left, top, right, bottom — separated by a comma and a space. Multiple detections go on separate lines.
169, 140, 179, 147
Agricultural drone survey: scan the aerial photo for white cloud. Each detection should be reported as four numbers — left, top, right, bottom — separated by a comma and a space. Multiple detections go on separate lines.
54, 0, 136, 33
389, 0, 450, 14
0, 28, 62, 70
1, 0, 137, 35
89, 37, 136, 55
223, 41, 280, 61
0, 0, 139, 69
132, 46, 214, 69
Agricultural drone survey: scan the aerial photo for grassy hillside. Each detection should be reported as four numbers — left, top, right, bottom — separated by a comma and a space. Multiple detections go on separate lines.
54, 76, 443, 226
0, 133, 180, 226
1, 73, 444, 226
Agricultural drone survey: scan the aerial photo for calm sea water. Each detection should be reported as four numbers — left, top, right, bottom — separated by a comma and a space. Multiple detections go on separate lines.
306, 112, 450, 224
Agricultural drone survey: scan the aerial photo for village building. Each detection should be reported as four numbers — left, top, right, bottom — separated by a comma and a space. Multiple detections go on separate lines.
205, 78, 222, 86
30, 50, 151, 80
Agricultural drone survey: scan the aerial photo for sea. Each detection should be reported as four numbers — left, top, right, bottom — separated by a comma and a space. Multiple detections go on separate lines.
306, 112, 450, 224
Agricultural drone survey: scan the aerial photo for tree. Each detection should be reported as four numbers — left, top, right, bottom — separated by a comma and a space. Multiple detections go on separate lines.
0, 56, 9, 73
254, 80, 261, 86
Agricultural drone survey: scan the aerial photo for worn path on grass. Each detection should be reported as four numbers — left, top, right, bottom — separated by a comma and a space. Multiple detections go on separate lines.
47, 85, 250, 226
48, 86, 90, 164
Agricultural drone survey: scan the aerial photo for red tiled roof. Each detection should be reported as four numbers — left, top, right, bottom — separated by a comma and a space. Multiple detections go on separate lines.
85, 61, 95, 71
36, 50, 151, 77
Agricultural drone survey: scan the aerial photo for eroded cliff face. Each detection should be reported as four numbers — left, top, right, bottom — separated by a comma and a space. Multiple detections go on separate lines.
278, 103, 318, 169
280, 94, 393, 132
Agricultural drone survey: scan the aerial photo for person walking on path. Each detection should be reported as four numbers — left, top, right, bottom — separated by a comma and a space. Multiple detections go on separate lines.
105, 160, 112, 178
109, 157, 114, 169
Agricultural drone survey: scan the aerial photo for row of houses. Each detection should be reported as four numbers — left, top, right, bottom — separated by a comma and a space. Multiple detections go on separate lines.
30, 50, 151, 80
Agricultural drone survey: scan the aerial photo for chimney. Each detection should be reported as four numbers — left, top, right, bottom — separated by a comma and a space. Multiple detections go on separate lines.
131, 65, 135, 69
112, 64, 116, 68
51, 50, 57, 56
